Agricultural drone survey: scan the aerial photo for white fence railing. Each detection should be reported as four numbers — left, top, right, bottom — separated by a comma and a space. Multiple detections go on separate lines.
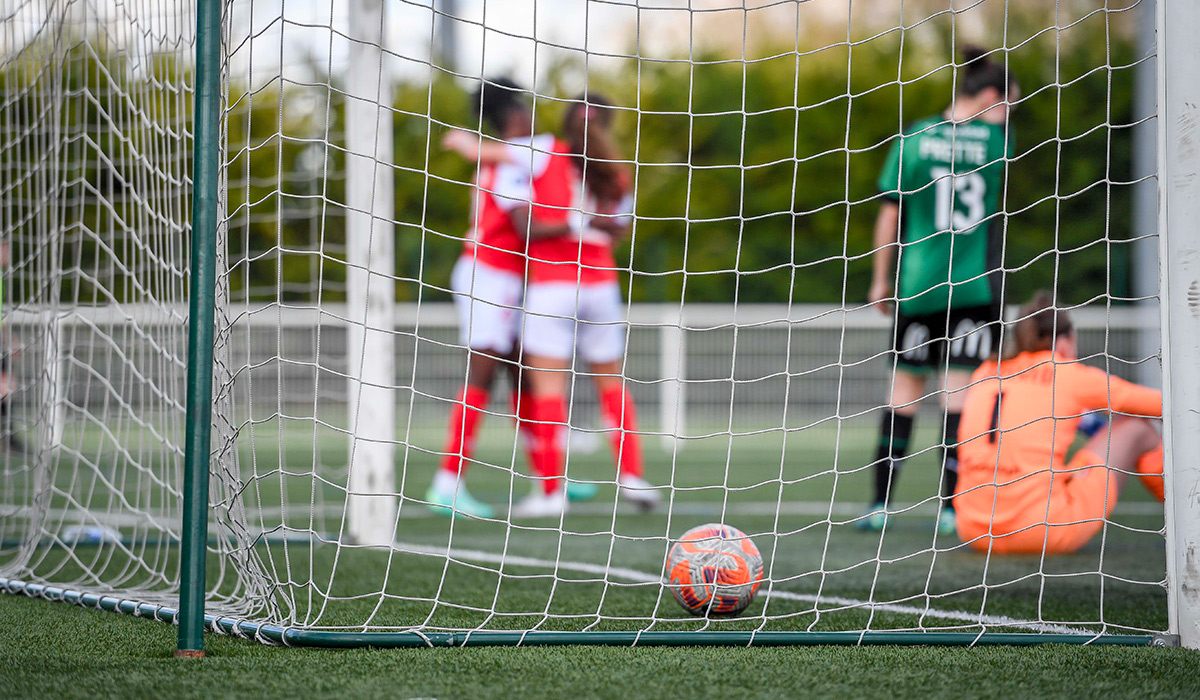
5, 302, 1160, 450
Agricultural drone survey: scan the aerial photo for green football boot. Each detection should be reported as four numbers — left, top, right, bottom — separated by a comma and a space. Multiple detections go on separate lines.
425, 485, 494, 519
937, 507, 957, 537
855, 502, 888, 532
565, 481, 599, 502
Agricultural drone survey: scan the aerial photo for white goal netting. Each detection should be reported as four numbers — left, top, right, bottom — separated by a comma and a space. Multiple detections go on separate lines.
1, 0, 1171, 643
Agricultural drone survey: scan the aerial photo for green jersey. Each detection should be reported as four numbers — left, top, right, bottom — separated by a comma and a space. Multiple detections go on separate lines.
877, 115, 1011, 316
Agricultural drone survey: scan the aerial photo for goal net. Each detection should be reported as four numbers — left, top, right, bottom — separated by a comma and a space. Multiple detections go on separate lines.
1, 0, 1183, 646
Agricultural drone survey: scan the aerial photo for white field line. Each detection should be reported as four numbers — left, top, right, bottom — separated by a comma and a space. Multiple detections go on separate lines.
394, 540, 1095, 636
1, 500, 1165, 524
311, 499, 1163, 520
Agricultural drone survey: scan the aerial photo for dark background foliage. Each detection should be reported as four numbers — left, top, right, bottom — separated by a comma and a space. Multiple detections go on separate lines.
2, 9, 1140, 308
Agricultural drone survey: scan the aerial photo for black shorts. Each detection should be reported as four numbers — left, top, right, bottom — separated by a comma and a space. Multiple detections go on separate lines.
891, 303, 1002, 373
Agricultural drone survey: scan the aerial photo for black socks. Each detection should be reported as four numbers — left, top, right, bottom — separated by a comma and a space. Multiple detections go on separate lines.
941, 412, 961, 505
872, 410, 914, 506
870, 409, 960, 508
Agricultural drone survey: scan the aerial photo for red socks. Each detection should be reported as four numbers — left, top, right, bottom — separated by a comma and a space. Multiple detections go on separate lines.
511, 387, 539, 473
440, 385, 490, 477
529, 395, 566, 494
600, 385, 643, 479
446, 384, 640, 493
1136, 443, 1164, 503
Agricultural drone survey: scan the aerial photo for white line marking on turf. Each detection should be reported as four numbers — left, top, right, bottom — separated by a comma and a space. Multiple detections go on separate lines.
402, 499, 1161, 519
393, 540, 1095, 636
6, 500, 1162, 524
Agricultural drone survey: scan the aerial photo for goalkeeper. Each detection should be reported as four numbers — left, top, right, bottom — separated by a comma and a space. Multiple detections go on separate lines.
954, 293, 1163, 554
860, 45, 1019, 535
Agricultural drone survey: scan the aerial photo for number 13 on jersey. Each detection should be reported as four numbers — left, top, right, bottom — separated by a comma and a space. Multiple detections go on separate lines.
931, 165, 987, 234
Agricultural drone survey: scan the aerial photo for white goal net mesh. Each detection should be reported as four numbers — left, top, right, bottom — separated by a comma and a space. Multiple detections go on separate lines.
2, 0, 1169, 641
0, 0, 196, 609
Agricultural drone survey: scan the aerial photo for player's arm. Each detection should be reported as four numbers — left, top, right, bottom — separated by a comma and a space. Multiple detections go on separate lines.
508, 205, 573, 240
441, 129, 513, 164
490, 161, 573, 240
868, 201, 900, 314
1074, 366, 1162, 418
588, 193, 634, 239
870, 130, 906, 315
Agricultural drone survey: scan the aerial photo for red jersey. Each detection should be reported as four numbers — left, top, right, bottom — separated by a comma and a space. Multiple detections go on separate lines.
532, 184, 633, 285
527, 168, 629, 286
462, 135, 576, 276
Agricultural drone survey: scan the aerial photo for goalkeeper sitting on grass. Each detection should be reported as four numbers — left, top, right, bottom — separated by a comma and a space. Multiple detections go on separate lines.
953, 293, 1164, 555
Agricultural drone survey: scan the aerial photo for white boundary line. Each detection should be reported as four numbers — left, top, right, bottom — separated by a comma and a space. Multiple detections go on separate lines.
3, 500, 1164, 524
394, 540, 1096, 636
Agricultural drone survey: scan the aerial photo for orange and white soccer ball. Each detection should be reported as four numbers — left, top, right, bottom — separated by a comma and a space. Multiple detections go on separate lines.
666, 523, 763, 617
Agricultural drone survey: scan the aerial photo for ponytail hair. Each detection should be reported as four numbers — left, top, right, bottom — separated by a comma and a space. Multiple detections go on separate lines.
563, 93, 628, 204
959, 44, 1017, 98
1014, 291, 1074, 354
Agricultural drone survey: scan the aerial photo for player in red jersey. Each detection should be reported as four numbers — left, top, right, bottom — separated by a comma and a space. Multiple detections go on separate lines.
428, 79, 577, 519
444, 94, 660, 518
517, 94, 660, 517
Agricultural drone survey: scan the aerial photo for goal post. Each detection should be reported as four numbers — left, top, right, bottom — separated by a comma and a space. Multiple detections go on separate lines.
176, 0, 221, 658
1158, 0, 1200, 651
343, 0, 398, 549
1, 0, 1192, 652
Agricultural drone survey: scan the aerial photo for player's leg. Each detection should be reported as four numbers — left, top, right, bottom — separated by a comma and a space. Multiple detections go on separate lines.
509, 282, 576, 518
860, 312, 930, 530
580, 282, 659, 510
504, 351, 537, 475
431, 350, 500, 517
438, 259, 519, 481
1081, 415, 1161, 499
429, 258, 523, 518
514, 357, 570, 517
937, 305, 1003, 535
1076, 409, 1165, 505
986, 417, 1159, 555
935, 368, 971, 535
1136, 442, 1164, 502
506, 356, 596, 503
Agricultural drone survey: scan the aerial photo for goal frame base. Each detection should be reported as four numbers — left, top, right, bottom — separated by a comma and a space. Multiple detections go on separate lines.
1, 577, 1173, 649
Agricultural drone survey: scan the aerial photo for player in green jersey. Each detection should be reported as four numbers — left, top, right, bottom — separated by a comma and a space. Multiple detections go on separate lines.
860, 46, 1019, 535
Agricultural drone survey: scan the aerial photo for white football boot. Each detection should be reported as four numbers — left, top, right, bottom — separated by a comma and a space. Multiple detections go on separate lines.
618, 474, 662, 511
508, 488, 569, 519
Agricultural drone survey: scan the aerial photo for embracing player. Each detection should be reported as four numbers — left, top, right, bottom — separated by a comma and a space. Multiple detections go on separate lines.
860, 46, 1019, 535
445, 94, 660, 518
514, 93, 660, 517
427, 78, 576, 519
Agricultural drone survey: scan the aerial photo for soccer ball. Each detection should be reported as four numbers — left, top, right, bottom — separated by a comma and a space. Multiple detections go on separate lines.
666, 523, 763, 617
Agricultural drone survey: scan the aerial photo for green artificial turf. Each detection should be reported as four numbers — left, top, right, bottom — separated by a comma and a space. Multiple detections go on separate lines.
0, 417, 1183, 698
2, 592, 1199, 700
2, 419, 1170, 636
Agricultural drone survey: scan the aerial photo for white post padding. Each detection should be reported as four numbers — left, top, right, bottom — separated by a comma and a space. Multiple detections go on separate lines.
658, 310, 685, 451
1158, 0, 1200, 649
48, 314, 65, 449
344, 0, 396, 547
